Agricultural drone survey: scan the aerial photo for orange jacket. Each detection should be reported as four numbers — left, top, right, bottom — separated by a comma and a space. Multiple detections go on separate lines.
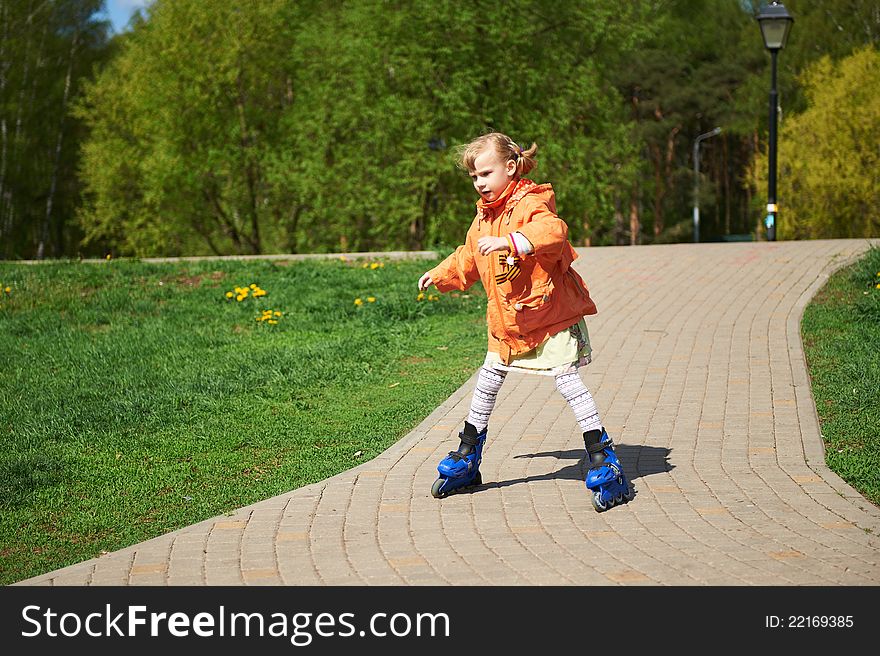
428, 178, 597, 364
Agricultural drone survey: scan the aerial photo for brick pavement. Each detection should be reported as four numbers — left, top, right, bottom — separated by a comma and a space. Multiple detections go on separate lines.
15, 239, 880, 586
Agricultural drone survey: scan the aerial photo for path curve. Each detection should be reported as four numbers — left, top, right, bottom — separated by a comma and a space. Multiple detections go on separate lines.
16, 239, 880, 586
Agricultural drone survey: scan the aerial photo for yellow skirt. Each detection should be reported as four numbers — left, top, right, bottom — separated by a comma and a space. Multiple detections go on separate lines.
484, 318, 592, 376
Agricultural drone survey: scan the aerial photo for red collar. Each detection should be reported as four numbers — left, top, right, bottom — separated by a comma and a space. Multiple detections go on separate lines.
476, 178, 534, 221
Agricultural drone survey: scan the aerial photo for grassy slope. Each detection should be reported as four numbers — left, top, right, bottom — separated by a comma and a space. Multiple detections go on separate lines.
801, 246, 880, 507
0, 256, 485, 584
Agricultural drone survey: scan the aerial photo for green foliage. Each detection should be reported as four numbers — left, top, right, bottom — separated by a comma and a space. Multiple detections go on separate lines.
751, 46, 880, 239
75, 0, 647, 256
0, 255, 486, 584
6, 1, 880, 258
75, 0, 300, 257
609, 0, 766, 242
0, 0, 111, 259
802, 246, 880, 507
743, 0, 880, 116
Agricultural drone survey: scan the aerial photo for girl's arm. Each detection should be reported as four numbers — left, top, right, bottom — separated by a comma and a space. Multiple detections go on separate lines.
515, 196, 569, 261
422, 223, 481, 292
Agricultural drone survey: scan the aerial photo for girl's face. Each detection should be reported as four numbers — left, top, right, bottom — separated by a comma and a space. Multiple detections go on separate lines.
469, 148, 516, 202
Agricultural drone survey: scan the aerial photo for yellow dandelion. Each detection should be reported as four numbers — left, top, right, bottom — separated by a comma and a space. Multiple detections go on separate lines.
367, 296, 376, 303
370, 262, 379, 270
225, 291, 234, 298
362, 263, 369, 268
876, 283, 880, 289
268, 320, 278, 325
354, 298, 363, 306
105, 253, 112, 260
3, 286, 10, 294
236, 295, 247, 302
339, 256, 347, 262
274, 311, 282, 316
253, 289, 267, 297
249, 283, 258, 289
417, 292, 425, 301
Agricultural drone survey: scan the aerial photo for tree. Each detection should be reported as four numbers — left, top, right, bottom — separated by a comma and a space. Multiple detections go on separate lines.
750, 46, 879, 239
76, 0, 303, 256
612, 0, 762, 243
246, 0, 648, 252
0, 0, 109, 259
76, 0, 650, 256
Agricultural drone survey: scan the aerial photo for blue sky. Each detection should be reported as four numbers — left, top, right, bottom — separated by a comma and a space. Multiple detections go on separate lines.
98, 0, 152, 34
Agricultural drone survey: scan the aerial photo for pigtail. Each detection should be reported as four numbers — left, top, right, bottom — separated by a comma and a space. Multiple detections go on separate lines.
514, 142, 538, 177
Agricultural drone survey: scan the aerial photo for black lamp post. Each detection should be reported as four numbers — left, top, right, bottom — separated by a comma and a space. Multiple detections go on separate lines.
757, 1, 794, 241
693, 127, 721, 243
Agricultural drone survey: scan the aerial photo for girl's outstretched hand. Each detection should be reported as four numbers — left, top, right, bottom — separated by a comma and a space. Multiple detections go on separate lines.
418, 272, 433, 291
477, 236, 510, 256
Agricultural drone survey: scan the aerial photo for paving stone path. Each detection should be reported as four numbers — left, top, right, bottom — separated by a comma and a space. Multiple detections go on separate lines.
17, 239, 880, 586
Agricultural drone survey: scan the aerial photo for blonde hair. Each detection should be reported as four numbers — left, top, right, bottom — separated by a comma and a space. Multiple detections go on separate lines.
455, 132, 538, 178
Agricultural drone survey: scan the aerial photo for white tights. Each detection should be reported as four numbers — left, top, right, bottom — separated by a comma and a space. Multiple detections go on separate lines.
466, 366, 603, 434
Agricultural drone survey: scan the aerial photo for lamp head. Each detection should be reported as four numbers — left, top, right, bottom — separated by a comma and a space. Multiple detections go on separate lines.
757, 1, 794, 51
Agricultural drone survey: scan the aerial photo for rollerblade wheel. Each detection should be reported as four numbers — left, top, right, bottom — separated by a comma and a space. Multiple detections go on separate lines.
624, 485, 635, 501
472, 471, 482, 487
431, 478, 446, 499
591, 489, 608, 512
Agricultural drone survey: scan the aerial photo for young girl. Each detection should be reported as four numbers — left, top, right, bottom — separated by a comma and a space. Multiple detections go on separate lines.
418, 132, 633, 511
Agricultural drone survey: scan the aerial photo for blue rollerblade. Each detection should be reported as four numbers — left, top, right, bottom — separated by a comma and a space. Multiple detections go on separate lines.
584, 428, 634, 512
431, 422, 486, 498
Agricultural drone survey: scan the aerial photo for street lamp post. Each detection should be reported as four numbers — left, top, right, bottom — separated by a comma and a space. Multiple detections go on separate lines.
692, 127, 721, 243
757, 1, 794, 241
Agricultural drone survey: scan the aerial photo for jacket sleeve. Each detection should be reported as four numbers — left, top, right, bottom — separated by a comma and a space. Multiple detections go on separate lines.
428, 222, 481, 292
515, 195, 569, 262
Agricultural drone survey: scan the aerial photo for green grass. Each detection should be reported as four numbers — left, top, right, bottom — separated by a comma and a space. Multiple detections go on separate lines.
801, 245, 880, 508
0, 255, 486, 584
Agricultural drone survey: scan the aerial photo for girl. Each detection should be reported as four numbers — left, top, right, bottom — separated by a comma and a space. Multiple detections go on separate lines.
418, 132, 632, 511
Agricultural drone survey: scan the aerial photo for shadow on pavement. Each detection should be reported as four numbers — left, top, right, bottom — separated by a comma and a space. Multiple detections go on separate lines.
482, 444, 673, 491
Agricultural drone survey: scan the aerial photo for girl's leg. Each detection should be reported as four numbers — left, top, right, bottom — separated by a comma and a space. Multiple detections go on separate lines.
454, 365, 507, 455
431, 366, 506, 498
554, 371, 603, 433
556, 371, 633, 510
466, 365, 507, 434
